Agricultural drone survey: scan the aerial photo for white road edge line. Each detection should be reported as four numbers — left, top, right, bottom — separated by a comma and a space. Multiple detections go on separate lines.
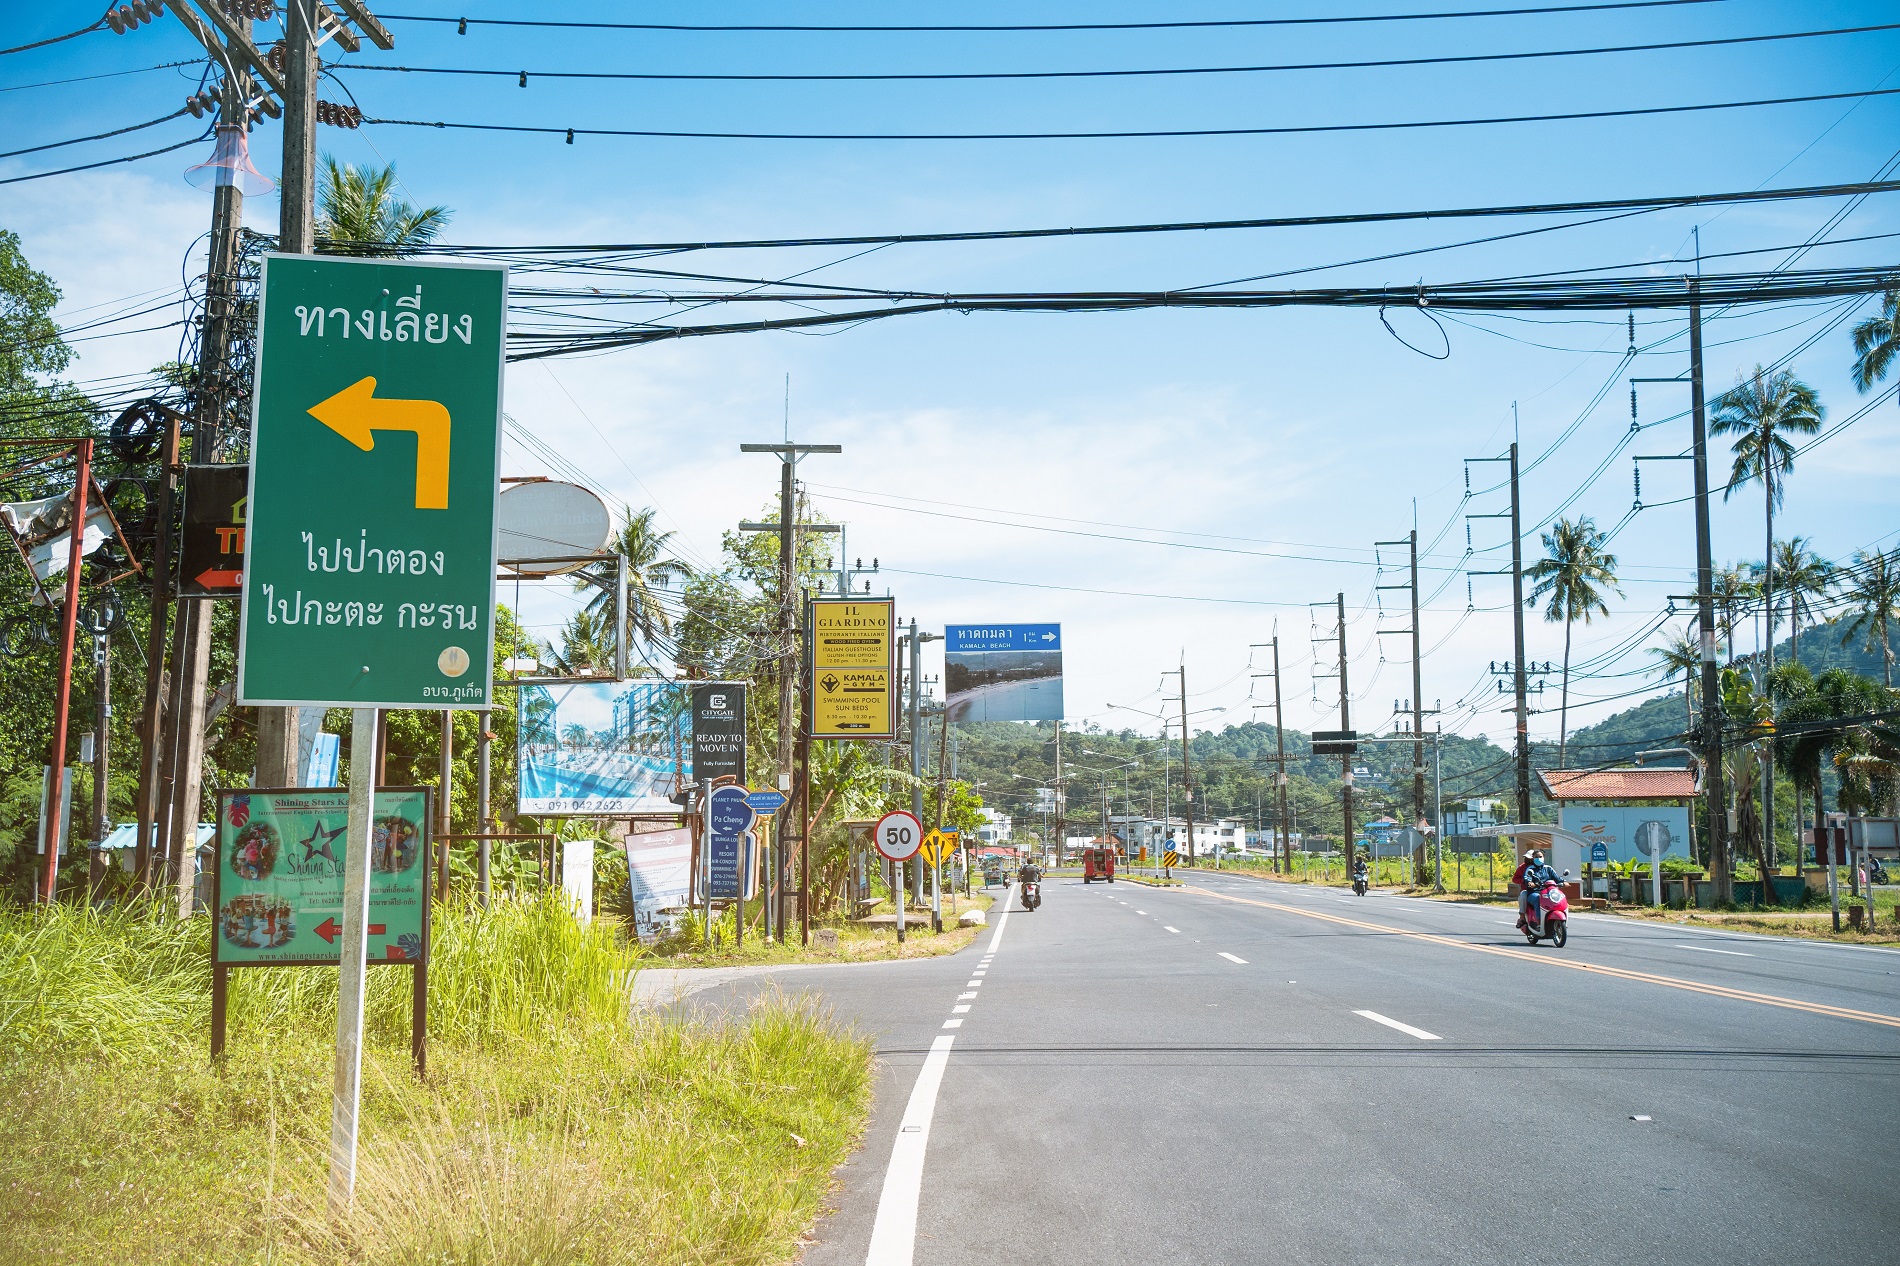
1353, 1009, 1442, 1041
862, 1034, 956, 1266
1676, 944, 1755, 957
1218, 952, 1248, 964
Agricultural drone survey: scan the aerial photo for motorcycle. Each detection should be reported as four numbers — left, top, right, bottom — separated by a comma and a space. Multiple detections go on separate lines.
1519, 873, 1571, 947
1351, 866, 1369, 897
1020, 879, 1041, 911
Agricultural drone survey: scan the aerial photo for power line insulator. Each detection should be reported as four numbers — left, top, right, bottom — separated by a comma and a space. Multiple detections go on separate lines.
107, 2, 159, 32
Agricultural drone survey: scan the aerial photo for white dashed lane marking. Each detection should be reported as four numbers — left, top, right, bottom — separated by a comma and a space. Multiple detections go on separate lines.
1676, 944, 1755, 957
1353, 1009, 1442, 1040
1218, 952, 1248, 965
952, 1005, 970, 1013
1165, 926, 1181, 933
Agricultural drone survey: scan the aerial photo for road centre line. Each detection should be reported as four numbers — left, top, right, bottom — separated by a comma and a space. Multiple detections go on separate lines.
1179, 885, 1900, 1031
1219, 952, 1248, 964
1354, 1009, 1443, 1040
1677, 944, 1754, 956
863, 1035, 955, 1266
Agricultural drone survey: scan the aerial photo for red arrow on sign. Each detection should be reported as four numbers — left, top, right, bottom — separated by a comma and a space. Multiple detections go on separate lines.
312, 918, 386, 943
195, 567, 242, 589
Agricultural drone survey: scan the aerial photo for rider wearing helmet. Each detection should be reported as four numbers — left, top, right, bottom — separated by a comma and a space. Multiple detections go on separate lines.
1517, 849, 1558, 927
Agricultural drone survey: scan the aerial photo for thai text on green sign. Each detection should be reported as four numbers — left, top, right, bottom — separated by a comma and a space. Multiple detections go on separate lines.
237, 254, 506, 710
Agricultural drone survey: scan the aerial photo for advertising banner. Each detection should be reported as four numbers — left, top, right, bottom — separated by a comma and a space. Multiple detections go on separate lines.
810, 598, 895, 738
211, 787, 430, 967
180, 463, 248, 596
517, 680, 690, 815
691, 682, 747, 784
945, 623, 1063, 722
623, 826, 691, 939
704, 784, 755, 901
1559, 805, 1691, 867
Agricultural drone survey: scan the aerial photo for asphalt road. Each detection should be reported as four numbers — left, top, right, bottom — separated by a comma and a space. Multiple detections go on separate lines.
686, 871, 1900, 1266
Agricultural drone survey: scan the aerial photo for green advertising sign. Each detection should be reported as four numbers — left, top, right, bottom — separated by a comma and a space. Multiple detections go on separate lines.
237, 254, 506, 710
212, 788, 432, 967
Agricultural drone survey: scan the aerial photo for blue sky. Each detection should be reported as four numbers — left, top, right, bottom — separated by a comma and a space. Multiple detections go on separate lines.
6, 1, 1898, 758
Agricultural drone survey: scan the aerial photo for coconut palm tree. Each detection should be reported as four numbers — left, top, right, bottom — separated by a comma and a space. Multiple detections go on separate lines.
1768, 538, 1836, 667
1839, 549, 1900, 687
548, 608, 615, 677
1711, 565, 1756, 663
1525, 516, 1622, 766
1776, 666, 1889, 840
574, 507, 691, 672
1711, 367, 1823, 680
1850, 286, 1900, 398
1648, 626, 1701, 737
315, 156, 451, 256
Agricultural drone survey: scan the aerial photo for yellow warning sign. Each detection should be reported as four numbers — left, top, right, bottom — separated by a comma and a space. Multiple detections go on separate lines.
810, 598, 894, 738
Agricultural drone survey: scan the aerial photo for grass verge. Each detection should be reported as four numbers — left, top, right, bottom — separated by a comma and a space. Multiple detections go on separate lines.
0, 895, 873, 1265
653, 892, 995, 966
1602, 903, 1900, 946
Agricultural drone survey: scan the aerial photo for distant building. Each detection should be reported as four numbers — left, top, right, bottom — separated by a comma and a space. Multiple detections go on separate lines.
973, 808, 1012, 847
1120, 816, 1247, 857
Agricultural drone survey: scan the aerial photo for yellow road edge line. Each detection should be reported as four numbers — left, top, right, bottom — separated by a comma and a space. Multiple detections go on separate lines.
1179, 885, 1900, 1032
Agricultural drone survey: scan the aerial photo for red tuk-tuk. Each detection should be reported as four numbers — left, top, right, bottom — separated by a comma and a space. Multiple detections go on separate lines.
1082, 844, 1116, 883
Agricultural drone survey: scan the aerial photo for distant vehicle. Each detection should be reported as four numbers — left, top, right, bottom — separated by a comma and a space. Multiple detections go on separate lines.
982, 863, 1003, 886
1081, 845, 1116, 884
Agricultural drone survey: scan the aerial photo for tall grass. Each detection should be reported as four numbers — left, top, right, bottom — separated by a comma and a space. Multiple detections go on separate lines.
0, 897, 874, 1265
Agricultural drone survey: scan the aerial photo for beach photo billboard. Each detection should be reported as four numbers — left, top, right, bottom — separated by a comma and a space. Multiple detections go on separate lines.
944, 624, 1063, 722
517, 680, 690, 815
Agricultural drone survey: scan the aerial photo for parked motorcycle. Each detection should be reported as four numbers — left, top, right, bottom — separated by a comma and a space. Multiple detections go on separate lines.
1020, 879, 1041, 911
1519, 873, 1571, 947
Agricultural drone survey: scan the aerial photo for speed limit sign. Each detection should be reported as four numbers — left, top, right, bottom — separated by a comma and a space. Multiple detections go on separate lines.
873, 810, 923, 863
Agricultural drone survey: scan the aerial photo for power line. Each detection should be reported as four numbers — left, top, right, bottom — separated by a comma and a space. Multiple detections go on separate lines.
0, 59, 203, 92
339, 22, 1898, 84
382, 1, 1724, 35
371, 83, 1900, 144
0, 105, 189, 160
0, 126, 212, 186
0, 12, 107, 57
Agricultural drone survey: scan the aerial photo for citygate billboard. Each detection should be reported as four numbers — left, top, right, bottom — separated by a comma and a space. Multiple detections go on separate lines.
1559, 805, 1691, 867
945, 624, 1063, 722
690, 682, 747, 784
517, 680, 690, 816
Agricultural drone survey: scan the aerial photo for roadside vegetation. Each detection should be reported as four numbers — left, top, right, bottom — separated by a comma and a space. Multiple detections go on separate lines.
0, 893, 873, 1265
647, 888, 995, 966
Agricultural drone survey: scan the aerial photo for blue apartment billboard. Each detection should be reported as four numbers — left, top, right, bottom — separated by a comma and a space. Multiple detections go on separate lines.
517, 681, 690, 815
945, 624, 1063, 722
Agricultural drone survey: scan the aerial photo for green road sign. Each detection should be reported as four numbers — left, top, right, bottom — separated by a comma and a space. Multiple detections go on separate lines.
212, 788, 431, 967
237, 254, 505, 710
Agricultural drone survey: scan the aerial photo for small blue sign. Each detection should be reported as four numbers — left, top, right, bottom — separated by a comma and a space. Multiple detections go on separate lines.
945, 624, 1061, 654
705, 785, 754, 901
746, 789, 788, 815
1590, 842, 1609, 864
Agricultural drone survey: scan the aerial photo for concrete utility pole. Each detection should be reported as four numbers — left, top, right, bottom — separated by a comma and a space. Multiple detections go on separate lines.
1508, 440, 1532, 825
133, 408, 181, 890
1688, 283, 1731, 902
1376, 528, 1429, 877
38, 441, 92, 904
739, 440, 839, 939
1178, 664, 1196, 863
1272, 637, 1290, 874
1053, 719, 1066, 865
1336, 593, 1355, 873
89, 626, 111, 898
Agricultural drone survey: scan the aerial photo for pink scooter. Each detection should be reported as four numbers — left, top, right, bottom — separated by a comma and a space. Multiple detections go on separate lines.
1519, 874, 1571, 947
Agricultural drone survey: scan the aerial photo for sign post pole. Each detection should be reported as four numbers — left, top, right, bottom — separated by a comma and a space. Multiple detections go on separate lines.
326, 706, 379, 1218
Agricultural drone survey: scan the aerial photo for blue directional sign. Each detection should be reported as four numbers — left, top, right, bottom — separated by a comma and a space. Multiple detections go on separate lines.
945, 624, 1061, 653
705, 785, 755, 901
746, 789, 788, 815
1590, 842, 1609, 864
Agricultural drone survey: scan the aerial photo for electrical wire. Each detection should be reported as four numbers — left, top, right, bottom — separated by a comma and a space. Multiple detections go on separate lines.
0, 126, 212, 185
0, 105, 190, 159
0, 58, 203, 92
371, 84, 1900, 144
0, 12, 107, 56
340, 23, 1899, 84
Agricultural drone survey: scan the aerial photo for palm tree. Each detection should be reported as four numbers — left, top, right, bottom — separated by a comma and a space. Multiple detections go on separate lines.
1711, 565, 1756, 663
315, 156, 451, 256
1840, 549, 1900, 687
1768, 538, 1836, 667
1710, 367, 1823, 680
1776, 666, 1889, 845
1525, 516, 1622, 766
1850, 286, 1899, 398
1648, 626, 1701, 738
548, 608, 614, 677
574, 507, 691, 672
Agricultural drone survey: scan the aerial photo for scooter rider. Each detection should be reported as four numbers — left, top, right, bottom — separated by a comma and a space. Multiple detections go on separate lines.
1018, 858, 1042, 893
1517, 850, 1558, 928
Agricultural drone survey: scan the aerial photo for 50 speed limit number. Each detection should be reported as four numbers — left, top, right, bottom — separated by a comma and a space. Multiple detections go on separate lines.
873, 810, 923, 863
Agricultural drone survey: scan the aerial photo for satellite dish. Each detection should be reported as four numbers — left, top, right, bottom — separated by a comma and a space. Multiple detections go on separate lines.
496, 481, 611, 576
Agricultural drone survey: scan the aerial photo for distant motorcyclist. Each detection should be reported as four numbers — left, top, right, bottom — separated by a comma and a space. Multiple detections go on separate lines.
1019, 859, 1042, 886
1351, 852, 1370, 895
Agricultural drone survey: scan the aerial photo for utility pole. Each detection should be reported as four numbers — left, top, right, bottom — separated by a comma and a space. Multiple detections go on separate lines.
739, 440, 840, 939
1053, 719, 1066, 865
1376, 527, 1430, 876
1336, 593, 1354, 874
133, 406, 181, 891
89, 623, 111, 898
1177, 664, 1196, 863
1688, 283, 1732, 902
1508, 440, 1531, 824
38, 440, 91, 904
1250, 635, 1293, 874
